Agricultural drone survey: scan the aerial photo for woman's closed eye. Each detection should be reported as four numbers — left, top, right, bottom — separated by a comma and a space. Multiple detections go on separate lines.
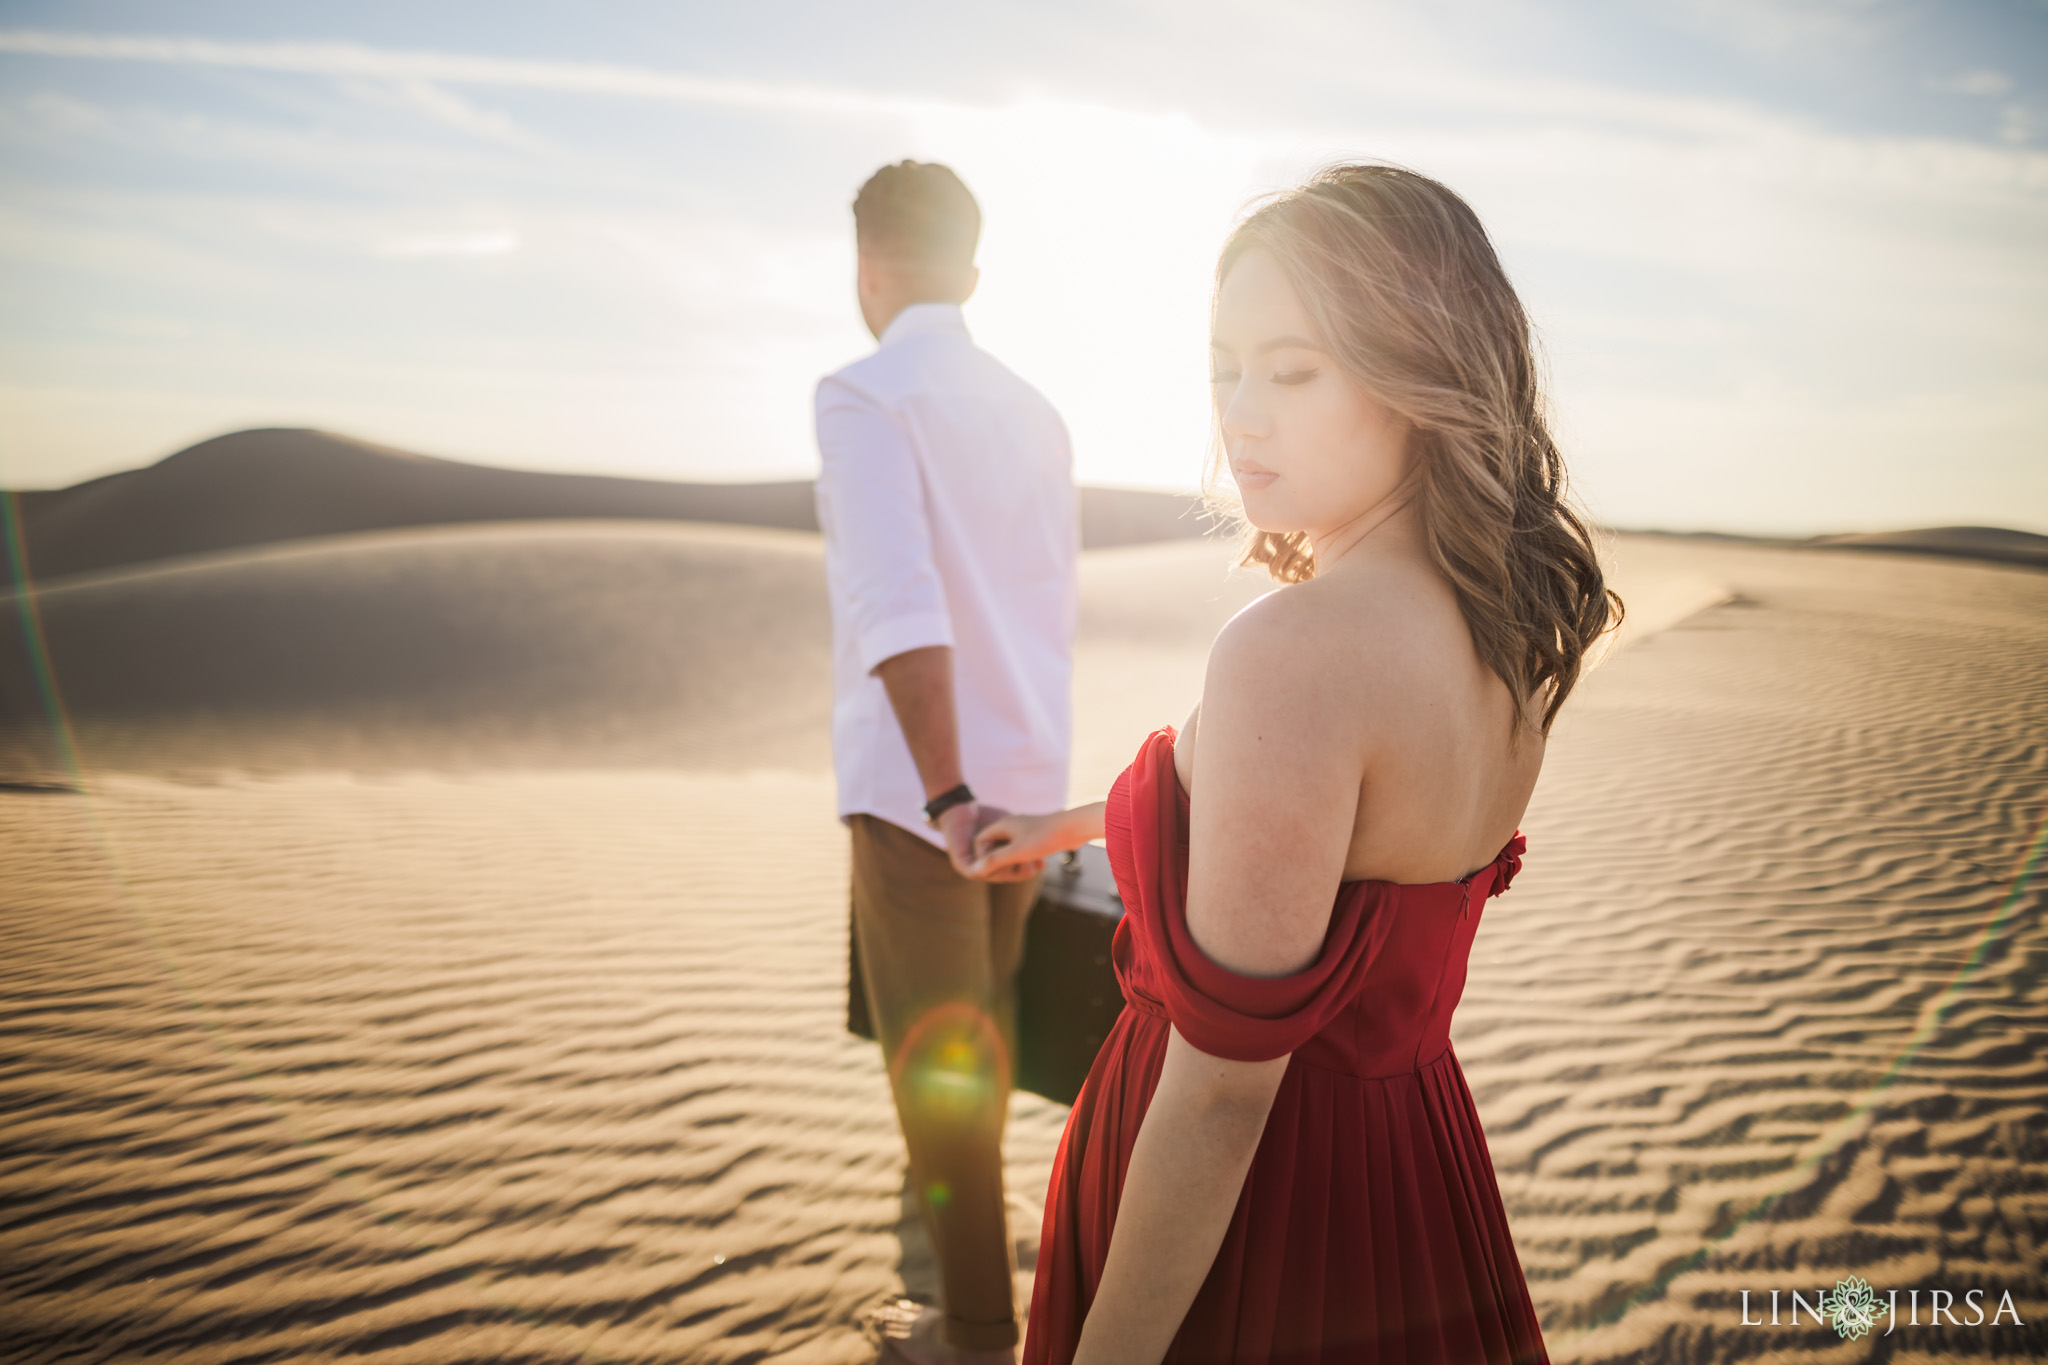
1209, 367, 1317, 386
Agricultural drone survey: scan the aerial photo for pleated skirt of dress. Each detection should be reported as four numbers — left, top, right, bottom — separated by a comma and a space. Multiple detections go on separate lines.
1023, 1005, 1551, 1365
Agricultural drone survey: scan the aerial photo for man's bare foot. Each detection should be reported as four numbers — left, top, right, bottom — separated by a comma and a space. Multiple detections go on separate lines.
869, 1297, 1018, 1365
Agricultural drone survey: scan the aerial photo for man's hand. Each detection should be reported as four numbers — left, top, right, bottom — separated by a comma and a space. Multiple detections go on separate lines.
937, 803, 1043, 883
872, 647, 1041, 885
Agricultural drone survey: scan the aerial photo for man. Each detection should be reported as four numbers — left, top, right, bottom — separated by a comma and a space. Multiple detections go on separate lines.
814, 160, 1076, 1364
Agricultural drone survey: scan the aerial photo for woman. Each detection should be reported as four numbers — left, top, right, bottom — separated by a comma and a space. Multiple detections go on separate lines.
970, 165, 1619, 1365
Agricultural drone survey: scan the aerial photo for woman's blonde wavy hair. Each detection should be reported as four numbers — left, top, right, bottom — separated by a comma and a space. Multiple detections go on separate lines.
1210, 163, 1620, 735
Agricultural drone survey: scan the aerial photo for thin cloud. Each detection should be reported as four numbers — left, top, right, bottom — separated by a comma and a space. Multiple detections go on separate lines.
0, 24, 1976, 153
381, 229, 520, 258
339, 79, 538, 148
1928, 68, 2016, 98
1659, 0, 1904, 57
9, 23, 2043, 200
0, 28, 938, 119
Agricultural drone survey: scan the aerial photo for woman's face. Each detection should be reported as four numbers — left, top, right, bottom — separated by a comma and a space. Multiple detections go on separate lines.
1210, 246, 1412, 539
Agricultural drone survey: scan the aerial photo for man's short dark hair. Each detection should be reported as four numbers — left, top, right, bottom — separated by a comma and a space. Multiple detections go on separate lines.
853, 161, 981, 267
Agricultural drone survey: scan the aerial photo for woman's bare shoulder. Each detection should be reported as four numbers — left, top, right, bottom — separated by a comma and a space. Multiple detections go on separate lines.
1206, 561, 1454, 705
1191, 586, 1373, 798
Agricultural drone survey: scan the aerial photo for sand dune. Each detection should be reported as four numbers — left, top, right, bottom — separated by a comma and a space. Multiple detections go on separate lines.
7, 430, 822, 583
1635, 525, 2048, 572
2, 533, 2044, 1362
0, 521, 836, 779
1812, 525, 2048, 570
0, 520, 1257, 786
0, 518, 1784, 793
4, 429, 1210, 584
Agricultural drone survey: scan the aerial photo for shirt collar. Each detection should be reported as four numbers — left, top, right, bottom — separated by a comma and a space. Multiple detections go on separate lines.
879, 302, 970, 348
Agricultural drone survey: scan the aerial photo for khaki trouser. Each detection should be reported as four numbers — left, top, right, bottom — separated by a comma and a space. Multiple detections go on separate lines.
849, 814, 1039, 1352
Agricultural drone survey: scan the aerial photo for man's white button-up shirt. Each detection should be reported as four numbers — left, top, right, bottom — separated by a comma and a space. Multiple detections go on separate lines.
814, 302, 1077, 847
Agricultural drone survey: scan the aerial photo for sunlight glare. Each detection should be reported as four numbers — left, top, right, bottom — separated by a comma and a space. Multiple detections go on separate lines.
908, 101, 1275, 492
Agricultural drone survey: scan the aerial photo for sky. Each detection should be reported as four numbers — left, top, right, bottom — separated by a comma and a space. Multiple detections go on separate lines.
0, 0, 2044, 534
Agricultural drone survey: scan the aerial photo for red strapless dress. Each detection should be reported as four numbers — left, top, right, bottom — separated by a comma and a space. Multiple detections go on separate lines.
1023, 730, 1549, 1365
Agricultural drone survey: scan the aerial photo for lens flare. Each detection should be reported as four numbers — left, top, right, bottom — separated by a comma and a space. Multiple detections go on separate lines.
2, 492, 79, 781
889, 1000, 1011, 1122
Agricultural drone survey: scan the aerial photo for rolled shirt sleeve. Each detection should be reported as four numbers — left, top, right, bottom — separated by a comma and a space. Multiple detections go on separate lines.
814, 377, 956, 675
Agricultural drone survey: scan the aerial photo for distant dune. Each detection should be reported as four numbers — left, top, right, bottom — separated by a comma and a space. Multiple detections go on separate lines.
1635, 524, 2048, 570
3, 428, 1212, 584
1812, 525, 2048, 568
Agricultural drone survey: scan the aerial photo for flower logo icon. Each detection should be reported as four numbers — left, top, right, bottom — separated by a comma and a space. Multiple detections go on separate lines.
1821, 1276, 1881, 1340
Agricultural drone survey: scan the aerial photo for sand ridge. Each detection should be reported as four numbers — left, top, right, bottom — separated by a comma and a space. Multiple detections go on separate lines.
0, 521, 838, 778
3, 428, 1211, 585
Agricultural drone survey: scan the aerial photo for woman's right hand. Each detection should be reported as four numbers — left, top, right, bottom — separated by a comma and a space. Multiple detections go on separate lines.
970, 802, 1106, 880
970, 811, 1067, 879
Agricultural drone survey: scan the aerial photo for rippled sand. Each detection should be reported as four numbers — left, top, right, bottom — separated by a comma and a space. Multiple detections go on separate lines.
1483, 539, 2047, 1363
2, 532, 2043, 1362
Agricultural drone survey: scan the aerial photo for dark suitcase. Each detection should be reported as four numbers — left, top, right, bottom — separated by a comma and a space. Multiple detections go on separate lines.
847, 844, 1128, 1106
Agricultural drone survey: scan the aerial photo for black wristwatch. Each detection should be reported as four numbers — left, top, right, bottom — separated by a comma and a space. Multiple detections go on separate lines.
923, 783, 975, 826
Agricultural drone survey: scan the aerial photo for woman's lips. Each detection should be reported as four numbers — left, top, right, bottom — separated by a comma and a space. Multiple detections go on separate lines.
1231, 464, 1278, 491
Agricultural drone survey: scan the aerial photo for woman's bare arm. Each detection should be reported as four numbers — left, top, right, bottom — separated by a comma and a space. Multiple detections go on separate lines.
1067, 592, 1368, 1362
1071, 1030, 1286, 1364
